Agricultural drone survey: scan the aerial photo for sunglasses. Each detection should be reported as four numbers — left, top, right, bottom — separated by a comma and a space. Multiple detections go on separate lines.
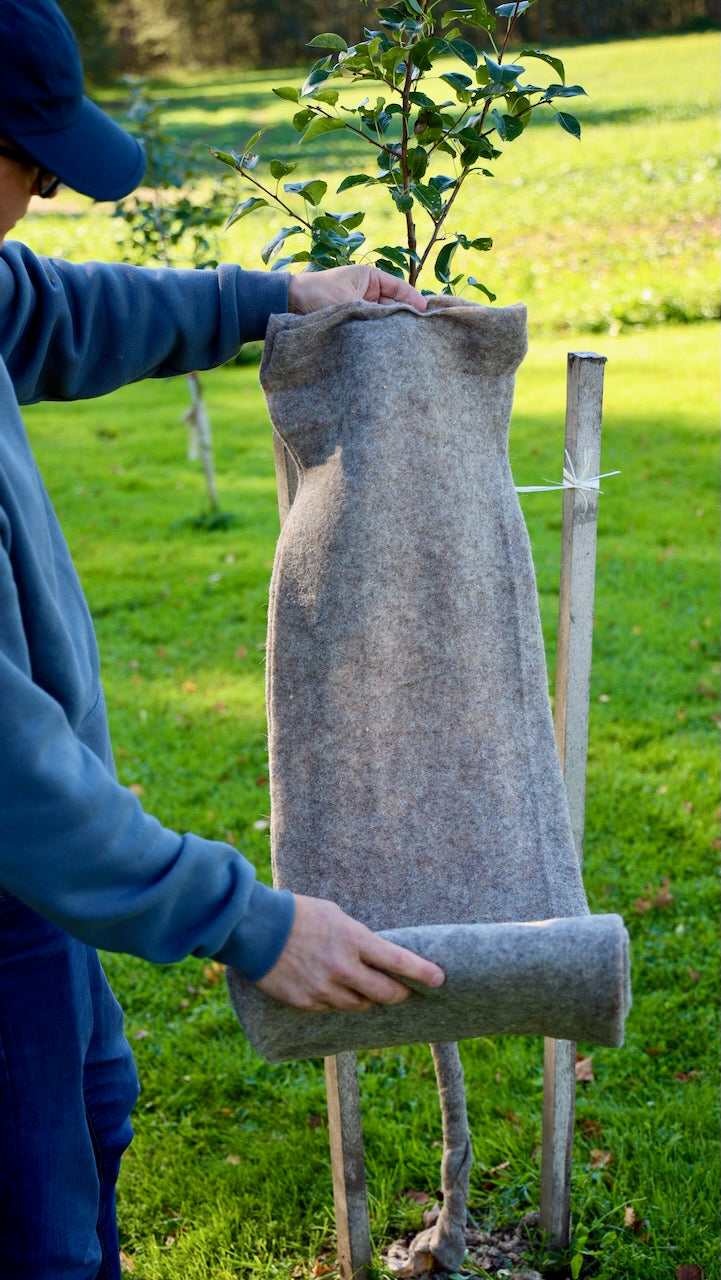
0, 142, 61, 197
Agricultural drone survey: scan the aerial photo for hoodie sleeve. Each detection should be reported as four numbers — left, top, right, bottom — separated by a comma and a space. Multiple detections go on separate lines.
0, 241, 290, 405
0, 511, 294, 980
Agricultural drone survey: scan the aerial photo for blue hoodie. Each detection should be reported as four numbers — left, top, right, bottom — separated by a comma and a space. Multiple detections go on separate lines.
0, 241, 294, 980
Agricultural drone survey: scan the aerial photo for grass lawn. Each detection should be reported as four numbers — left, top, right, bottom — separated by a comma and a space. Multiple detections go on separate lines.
12, 26, 720, 1280
23, 318, 719, 1279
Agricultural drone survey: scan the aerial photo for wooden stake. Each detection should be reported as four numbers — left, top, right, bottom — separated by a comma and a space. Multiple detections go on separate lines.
325, 1053, 372, 1280
540, 351, 607, 1248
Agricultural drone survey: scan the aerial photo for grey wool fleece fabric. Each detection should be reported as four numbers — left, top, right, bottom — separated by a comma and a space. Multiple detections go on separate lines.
228, 297, 631, 1061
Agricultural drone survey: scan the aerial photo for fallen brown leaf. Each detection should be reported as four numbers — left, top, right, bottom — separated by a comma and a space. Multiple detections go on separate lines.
578, 1117, 602, 1138
590, 1148, 613, 1168
119, 1251, 135, 1273
676, 1266, 703, 1280
623, 1205, 647, 1234
634, 876, 674, 913
575, 1054, 594, 1083
311, 1262, 334, 1278
403, 1188, 431, 1204
674, 1070, 703, 1082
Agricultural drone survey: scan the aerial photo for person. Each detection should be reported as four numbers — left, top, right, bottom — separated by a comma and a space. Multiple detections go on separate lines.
0, 1, 444, 1274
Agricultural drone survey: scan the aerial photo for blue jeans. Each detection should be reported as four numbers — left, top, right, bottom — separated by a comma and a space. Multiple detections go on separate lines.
0, 894, 140, 1278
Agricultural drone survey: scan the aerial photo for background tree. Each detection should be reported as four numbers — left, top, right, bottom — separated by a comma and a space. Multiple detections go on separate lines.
114, 82, 239, 526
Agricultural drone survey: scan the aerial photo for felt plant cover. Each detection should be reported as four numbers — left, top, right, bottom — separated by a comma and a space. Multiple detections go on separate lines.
227, 297, 631, 1061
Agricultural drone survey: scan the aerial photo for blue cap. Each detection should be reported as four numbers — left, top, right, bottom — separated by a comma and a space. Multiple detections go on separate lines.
0, 0, 145, 201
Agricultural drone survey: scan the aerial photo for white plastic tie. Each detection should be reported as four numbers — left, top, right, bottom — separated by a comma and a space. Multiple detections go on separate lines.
515, 449, 620, 513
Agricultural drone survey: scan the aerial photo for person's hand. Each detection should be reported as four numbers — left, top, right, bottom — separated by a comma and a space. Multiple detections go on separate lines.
287, 264, 427, 315
256, 893, 445, 1012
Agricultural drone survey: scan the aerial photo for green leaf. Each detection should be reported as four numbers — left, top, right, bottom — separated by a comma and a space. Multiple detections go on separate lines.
336, 173, 373, 192
440, 72, 474, 100
407, 146, 428, 180
409, 91, 438, 108
390, 188, 414, 213
209, 148, 241, 171
490, 109, 524, 140
507, 92, 531, 118
435, 240, 459, 283
243, 128, 265, 152
225, 196, 268, 229
483, 53, 525, 84
429, 174, 457, 193
272, 86, 300, 103
261, 225, 305, 265
409, 37, 438, 72
382, 49, 409, 79
442, 7, 476, 24
300, 116, 347, 143
458, 233, 493, 251
307, 32, 348, 50
543, 83, 587, 100
373, 244, 410, 270
284, 178, 328, 205
311, 88, 341, 106
374, 257, 406, 279
468, 275, 497, 301
556, 110, 581, 139
271, 251, 312, 271
270, 159, 298, 179
496, 1, 529, 15
301, 56, 334, 98
411, 181, 443, 218
292, 108, 315, 133
519, 48, 565, 81
446, 38, 478, 67
340, 211, 365, 230
444, 0, 493, 30
570, 1254, 584, 1280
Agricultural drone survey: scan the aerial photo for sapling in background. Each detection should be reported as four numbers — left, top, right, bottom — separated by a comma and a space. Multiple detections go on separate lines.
212, 0, 586, 298
115, 80, 238, 526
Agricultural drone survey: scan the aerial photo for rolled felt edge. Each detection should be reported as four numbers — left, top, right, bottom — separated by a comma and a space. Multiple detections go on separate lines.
227, 913, 631, 1064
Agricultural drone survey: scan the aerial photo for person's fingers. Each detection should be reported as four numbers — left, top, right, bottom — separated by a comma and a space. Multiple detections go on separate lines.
359, 934, 445, 991
363, 267, 427, 311
287, 264, 428, 314
254, 895, 444, 1012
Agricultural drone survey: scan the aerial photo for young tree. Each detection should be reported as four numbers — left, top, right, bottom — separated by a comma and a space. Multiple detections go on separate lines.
115, 81, 238, 524
212, 5, 586, 1272
212, 0, 585, 300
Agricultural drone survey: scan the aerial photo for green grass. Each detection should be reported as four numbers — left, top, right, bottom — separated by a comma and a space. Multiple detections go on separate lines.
13, 28, 720, 1280
23, 317, 719, 1279
17, 32, 720, 336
